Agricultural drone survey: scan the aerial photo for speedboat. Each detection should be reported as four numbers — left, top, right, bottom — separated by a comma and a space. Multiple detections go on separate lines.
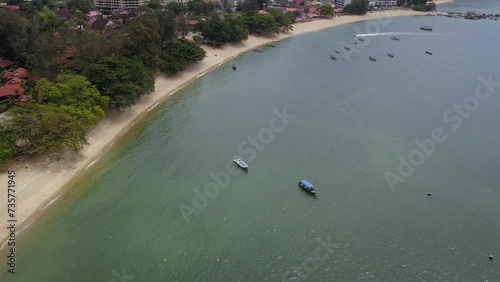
270, 44, 276, 47
344, 45, 350, 50
330, 55, 337, 60
335, 50, 340, 53
298, 180, 317, 195
387, 52, 394, 57
390, 36, 399, 41
233, 158, 248, 169
420, 26, 433, 31
425, 51, 433, 55
369, 56, 377, 61
232, 65, 236, 70
358, 37, 364, 42
253, 48, 263, 52
354, 41, 358, 44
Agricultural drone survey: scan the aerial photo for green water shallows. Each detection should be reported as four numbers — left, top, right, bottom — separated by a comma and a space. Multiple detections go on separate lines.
3, 9, 500, 282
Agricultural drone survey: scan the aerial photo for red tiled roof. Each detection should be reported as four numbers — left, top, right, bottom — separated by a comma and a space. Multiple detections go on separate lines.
0, 59, 14, 69
1, 5, 20, 11
0, 84, 24, 98
16, 94, 30, 104
5, 77, 22, 85
4, 67, 30, 80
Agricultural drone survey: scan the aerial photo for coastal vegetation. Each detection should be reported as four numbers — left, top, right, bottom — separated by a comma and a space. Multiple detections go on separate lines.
195, 0, 294, 47
344, 0, 368, 15
0, 0, 327, 165
82, 57, 154, 110
10, 74, 109, 155
0, 0, 207, 165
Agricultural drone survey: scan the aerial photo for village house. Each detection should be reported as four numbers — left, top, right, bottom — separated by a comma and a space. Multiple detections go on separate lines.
0, 68, 30, 105
0, 59, 14, 69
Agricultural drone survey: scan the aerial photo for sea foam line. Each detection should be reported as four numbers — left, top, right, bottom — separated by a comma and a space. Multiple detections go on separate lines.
146, 102, 159, 112
42, 195, 61, 210
85, 158, 100, 171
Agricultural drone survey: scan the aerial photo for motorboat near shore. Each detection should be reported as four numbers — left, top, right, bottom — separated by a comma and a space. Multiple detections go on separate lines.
344, 45, 350, 50
233, 158, 248, 170
358, 37, 364, 42
253, 48, 263, 52
420, 26, 433, 31
390, 36, 399, 41
387, 52, 394, 58
299, 180, 317, 195
330, 55, 337, 60
369, 56, 377, 61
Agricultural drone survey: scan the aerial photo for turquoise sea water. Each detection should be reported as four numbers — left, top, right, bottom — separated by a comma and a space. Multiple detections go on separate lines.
2, 4, 500, 281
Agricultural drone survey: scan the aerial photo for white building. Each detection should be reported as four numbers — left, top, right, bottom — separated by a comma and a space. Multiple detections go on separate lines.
375, 0, 397, 6
335, 0, 351, 8
93, 0, 150, 11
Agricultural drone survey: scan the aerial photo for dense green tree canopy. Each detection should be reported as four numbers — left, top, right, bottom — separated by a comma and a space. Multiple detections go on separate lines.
155, 10, 178, 44
24, 30, 67, 78
196, 16, 231, 46
187, 0, 220, 15
0, 9, 31, 59
35, 74, 109, 121
344, 0, 368, 15
318, 5, 334, 17
66, 0, 95, 13
83, 57, 154, 111
166, 1, 188, 15
123, 13, 162, 69
269, 9, 293, 32
0, 127, 16, 166
225, 14, 250, 42
244, 13, 279, 34
9, 104, 91, 155
160, 39, 206, 74
8, 75, 109, 155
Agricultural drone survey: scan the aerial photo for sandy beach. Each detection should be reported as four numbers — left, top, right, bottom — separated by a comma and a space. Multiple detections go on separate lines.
0, 9, 433, 243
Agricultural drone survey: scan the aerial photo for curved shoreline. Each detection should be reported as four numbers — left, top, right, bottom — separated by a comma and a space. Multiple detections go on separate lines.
0, 9, 432, 243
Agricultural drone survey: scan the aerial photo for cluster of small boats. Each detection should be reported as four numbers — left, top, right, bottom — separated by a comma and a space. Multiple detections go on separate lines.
232, 158, 318, 195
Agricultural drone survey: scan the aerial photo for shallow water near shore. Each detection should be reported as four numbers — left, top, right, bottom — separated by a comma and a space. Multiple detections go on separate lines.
3, 9, 500, 282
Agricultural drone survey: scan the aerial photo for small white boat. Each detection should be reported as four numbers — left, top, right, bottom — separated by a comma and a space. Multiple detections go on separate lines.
344, 45, 350, 50
233, 158, 248, 169
369, 56, 377, 61
387, 52, 394, 58
335, 50, 340, 53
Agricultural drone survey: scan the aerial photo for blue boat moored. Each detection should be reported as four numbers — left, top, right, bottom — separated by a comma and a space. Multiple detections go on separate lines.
299, 180, 317, 195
